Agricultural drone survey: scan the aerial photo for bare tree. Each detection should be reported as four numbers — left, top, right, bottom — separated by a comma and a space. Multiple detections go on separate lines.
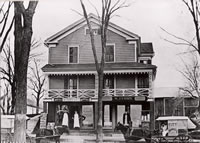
0, 38, 41, 115
0, 83, 10, 115
0, 41, 16, 114
0, 1, 14, 53
160, 0, 200, 118
80, 0, 128, 142
179, 54, 200, 98
161, 0, 200, 55
13, 1, 38, 143
28, 58, 45, 114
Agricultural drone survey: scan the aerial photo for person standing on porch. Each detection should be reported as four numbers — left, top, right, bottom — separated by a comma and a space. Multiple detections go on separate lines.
123, 109, 131, 127
73, 111, 80, 129
61, 106, 70, 134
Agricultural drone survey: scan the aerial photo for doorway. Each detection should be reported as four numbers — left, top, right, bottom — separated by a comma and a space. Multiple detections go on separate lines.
68, 105, 80, 129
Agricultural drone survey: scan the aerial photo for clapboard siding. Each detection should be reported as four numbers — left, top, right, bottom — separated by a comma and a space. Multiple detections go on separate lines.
49, 46, 68, 64
48, 22, 136, 64
107, 30, 135, 62
116, 74, 135, 88
79, 75, 95, 89
49, 76, 64, 89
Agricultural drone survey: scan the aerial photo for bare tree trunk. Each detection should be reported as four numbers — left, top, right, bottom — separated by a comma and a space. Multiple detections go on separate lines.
13, 2, 38, 143
10, 82, 16, 114
97, 72, 103, 142
36, 93, 40, 114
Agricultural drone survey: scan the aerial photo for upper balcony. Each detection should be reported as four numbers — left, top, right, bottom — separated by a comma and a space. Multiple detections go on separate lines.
44, 88, 151, 102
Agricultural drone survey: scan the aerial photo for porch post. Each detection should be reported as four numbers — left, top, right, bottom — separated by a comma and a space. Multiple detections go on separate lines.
148, 71, 155, 130
135, 74, 138, 96
95, 74, 98, 96
94, 74, 98, 130
112, 105, 116, 131
43, 102, 47, 113
148, 71, 153, 98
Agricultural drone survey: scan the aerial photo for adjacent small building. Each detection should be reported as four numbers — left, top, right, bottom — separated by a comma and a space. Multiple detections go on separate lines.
42, 14, 157, 131
154, 87, 199, 120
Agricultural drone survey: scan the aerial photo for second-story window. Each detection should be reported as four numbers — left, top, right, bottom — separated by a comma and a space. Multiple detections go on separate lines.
85, 27, 101, 35
69, 46, 78, 63
105, 44, 114, 62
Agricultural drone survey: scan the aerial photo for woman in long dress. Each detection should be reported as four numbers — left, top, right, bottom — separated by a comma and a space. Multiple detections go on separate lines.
73, 111, 80, 129
56, 106, 70, 134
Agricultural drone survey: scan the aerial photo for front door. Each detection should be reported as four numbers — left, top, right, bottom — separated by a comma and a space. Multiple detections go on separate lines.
68, 105, 80, 129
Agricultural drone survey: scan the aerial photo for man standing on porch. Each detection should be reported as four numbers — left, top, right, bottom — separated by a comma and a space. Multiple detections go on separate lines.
123, 108, 131, 127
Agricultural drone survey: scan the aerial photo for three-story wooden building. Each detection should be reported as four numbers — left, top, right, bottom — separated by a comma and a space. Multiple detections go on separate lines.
42, 14, 157, 131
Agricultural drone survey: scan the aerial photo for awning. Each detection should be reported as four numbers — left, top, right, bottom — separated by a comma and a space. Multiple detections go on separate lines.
156, 116, 196, 129
42, 62, 157, 75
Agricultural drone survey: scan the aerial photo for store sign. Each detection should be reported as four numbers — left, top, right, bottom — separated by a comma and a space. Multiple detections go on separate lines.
168, 120, 178, 136
113, 96, 147, 101
134, 96, 146, 101
113, 96, 134, 101
40, 113, 47, 129
54, 98, 63, 101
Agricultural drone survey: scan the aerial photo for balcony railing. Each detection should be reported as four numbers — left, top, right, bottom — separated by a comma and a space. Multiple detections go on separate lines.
47, 88, 151, 100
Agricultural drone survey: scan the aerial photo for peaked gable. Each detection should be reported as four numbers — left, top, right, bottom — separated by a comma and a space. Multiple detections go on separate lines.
44, 13, 140, 46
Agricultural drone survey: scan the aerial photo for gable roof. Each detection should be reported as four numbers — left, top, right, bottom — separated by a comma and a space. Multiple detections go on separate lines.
153, 87, 180, 98
44, 13, 140, 45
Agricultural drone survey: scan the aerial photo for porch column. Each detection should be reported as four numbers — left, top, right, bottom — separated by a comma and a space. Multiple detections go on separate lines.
43, 102, 47, 113
135, 74, 138, 96
148, 71, 155, 130
150, 100, 155, 130
148, 71, 153, 98
112, 105, 116, 131
94, 102, 98, 130
95, 74, 98, 96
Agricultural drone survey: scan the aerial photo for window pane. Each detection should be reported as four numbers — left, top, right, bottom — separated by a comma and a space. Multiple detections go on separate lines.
184, 98, 198, 107
130, 105, 141, 127
117, 105, 125, 123
69, 47, 78, 63
104, 105, 112, 128
104, 75, 114, 89
138, 74, 149, 88
105, 45, 114, 62
82, 105, 94, 128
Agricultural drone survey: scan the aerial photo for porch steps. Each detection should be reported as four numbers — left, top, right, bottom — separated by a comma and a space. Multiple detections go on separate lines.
59, 130, 125, 143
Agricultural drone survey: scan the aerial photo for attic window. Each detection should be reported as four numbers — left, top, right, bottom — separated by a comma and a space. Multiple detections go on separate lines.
139, 59, 151, 64
85, 27, 101, 35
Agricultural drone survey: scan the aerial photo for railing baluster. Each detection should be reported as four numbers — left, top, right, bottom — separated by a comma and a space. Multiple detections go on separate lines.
47, 88, 150, 99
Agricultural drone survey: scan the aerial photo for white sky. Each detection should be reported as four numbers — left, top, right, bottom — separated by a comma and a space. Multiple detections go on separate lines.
19, 0, 197, 88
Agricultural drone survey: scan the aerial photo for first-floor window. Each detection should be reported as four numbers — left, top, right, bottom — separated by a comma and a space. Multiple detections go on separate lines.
82, 105, 94, 129
103, 105, 112, 128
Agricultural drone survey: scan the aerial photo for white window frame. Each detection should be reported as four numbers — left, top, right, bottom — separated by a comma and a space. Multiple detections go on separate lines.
138, 57, 152, 64
105, 43, 115, 63
68, 45, 79, 64
85, 26, 100, 35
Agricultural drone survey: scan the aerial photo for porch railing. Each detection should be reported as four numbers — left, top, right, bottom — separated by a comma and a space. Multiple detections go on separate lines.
47, 88, 151, 99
